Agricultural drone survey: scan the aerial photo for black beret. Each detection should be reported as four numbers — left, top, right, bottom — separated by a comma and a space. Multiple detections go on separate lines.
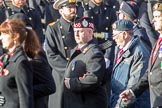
112, 19, 134, 31
153, 3, 162, 12
120, 1, 139, 20
53, 0, 76, 9
74, 17, 94, 29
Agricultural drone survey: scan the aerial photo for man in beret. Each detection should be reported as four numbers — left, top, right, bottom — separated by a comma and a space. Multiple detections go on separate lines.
64, 17, 108, 108
119, 3, 162, 108
118, 1, 157, 53
111, 19, 150, 108
44, 0, 77, 108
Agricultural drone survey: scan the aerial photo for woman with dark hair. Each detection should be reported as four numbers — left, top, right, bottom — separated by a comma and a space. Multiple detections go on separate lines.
24, 24, 56, 108
0, 18, 55, 108
0, 19, 33, 108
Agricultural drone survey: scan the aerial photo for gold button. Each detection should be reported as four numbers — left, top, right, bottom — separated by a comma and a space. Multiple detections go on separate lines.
66, 58, 70, 61
64, 47, 68, 50
91, 16, 93, 19
150, 72, 152, 75
106, 17, 109, 20
105, 27, 108, 30
29, 17, 32, 20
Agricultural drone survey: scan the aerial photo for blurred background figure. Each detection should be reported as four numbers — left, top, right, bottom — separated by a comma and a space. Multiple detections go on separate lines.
117, 1, 152, 52
0, 0, 44, 45
26, 0, 61, 34
117, 0, 159, 48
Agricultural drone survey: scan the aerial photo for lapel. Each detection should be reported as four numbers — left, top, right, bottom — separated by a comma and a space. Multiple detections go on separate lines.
113, 36, 138, 70
150, 44, 162, 69
113, 49, 131, 70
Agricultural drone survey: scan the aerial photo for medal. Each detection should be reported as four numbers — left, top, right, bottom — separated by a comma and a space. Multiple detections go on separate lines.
160, 61, 162, 70
159, 45, 162, 58
71, 61, 76, 71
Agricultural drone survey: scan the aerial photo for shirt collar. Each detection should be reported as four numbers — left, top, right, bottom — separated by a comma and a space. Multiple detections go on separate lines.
159, 34, 162, 38
60, 17, 72, 31
122, 38, 132, 51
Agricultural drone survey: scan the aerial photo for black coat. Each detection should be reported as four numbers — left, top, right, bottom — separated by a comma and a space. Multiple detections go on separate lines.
132, 38, 162, 108
64, 40, 108, 108
45, 17, 77, 108
0, 46, 33, 108
32, 50, 55, 108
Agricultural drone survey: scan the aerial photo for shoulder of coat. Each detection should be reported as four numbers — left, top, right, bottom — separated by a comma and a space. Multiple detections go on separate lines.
48, 22, 56, 26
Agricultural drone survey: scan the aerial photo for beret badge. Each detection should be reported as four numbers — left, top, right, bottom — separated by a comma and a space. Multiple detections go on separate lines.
82, 19, 89, 28
112, 23, 117, 29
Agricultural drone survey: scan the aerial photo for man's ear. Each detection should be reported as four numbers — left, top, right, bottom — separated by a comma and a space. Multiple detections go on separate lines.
59, 8, 63, 15
123, 31, 128, 39
89, 29, 93, 34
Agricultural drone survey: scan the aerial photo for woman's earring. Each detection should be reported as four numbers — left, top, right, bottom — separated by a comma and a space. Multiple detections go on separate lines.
14, 40, 16, 45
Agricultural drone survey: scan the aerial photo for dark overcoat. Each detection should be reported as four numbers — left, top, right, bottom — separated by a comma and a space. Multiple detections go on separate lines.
64, 40, 108, 108
0, 46, 33, 108
31, 51, 56, 108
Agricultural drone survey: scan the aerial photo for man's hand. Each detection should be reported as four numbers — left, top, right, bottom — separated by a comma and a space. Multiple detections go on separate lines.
119, 89, 133, 102
0, 95, 5, 106
64, 78, 70, 89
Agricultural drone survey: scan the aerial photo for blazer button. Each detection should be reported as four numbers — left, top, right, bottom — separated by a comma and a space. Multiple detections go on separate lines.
62, 35, 65, 38
150, 72, 152, 75
64, 47, 68, 50
150, 84, 153, 88
66, 58, 70, 61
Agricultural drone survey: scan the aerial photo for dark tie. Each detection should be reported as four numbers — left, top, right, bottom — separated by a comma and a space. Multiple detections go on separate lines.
116, 48, 124, 64
152, 37, 162, 64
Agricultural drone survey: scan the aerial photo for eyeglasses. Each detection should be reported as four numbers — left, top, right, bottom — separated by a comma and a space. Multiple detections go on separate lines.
112, 32, 123, 37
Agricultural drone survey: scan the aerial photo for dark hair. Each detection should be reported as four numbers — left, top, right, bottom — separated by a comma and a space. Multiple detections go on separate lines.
24, 28, 41, 59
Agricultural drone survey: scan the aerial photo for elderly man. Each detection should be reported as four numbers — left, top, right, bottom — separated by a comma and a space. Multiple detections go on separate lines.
64, 17, 108, 108
119, 3, 162, 108
44, 0, 77, 108
111, 19, 150, 108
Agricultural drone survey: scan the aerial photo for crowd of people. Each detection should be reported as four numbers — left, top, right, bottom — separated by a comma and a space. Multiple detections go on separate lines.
0, 0, 162, 108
